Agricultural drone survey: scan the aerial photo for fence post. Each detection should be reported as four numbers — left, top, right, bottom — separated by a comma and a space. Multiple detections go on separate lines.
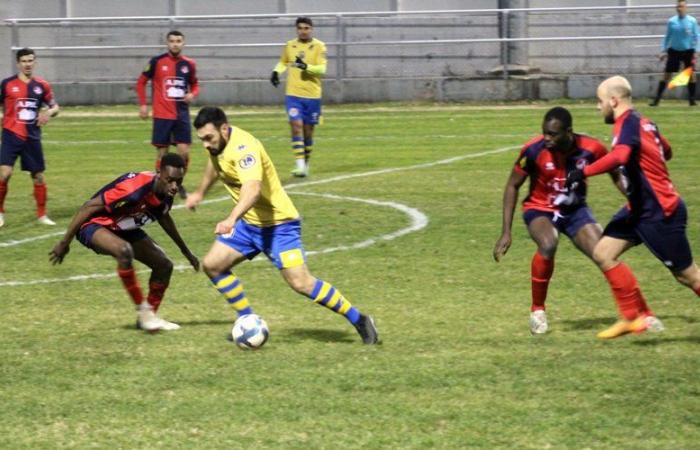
336, 14, 345, 81
9, 20, 18, 70
502, 10, 509, 81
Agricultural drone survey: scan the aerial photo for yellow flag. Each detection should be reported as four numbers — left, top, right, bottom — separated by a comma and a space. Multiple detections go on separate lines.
668, 67, 694, 89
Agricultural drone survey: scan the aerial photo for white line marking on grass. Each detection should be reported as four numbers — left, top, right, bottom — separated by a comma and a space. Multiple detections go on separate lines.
0, 231, 65, 248
0, 192, 428, 287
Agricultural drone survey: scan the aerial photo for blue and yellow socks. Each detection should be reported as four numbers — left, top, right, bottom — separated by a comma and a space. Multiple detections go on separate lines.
212, 272, 253, 316
308, 279, 361, 324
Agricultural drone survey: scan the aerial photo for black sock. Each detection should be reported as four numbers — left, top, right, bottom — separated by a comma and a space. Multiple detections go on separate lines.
655, 80, 667, 102
688, 82, 696, 101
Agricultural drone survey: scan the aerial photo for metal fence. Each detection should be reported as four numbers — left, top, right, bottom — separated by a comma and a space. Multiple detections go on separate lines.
0, 5, 682, 102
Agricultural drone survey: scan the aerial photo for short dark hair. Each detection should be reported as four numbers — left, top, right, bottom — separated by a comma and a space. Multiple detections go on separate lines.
193, 106, 228, 129
543, 106, 573, 130
296, 17, 313, 27
167, 30, 184, 39
16, 48, 35, 62
160, 153, 186, 170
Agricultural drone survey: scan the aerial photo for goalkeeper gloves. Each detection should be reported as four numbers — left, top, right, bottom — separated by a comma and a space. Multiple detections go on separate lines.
294, 56, 308, 70
270, 71, 280, 87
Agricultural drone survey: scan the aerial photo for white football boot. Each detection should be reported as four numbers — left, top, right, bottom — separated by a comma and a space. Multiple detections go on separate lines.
644, 315, 665, 333
0, 212, 4, 228
529, 310, 548, 335
37, 215, 56, 225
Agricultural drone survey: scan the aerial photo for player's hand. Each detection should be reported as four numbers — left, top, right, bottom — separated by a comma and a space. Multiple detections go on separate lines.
215, 218, 236, 235
270, 71, 280, 87
49, 241, 70, 265
184, 250, 200, 271
183, 93, 195, 104
294, 57, 308, 70
565, 169, 585, 190
659, 52, 667, 61
493, 234, 512, 262
185, 191, 203, 211
139, 105, 149, 120
37, 113, 51, 127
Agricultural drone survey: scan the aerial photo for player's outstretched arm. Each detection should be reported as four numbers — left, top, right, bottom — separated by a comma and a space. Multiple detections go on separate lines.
214, 180, 261, 235
186, 159, 218, 210
493, 169, 527, 262
49, 197, 105, 265
157, 213, 200, 271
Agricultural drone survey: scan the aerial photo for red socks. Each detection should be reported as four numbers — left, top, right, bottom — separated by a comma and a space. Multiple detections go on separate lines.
603, 263, 650, 320
0, 179, 7, 213
147, 281, 169, 312
531, 252, 554, 311
117, 268, 144, 306
33, 183, 47, 217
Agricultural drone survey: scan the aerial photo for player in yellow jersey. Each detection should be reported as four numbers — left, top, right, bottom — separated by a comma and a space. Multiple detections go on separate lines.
270, 17, 327, 177
186, 106, 379, 344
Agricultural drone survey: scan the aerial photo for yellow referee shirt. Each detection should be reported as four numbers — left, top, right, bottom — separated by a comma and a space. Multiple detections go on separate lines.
274, 38, 327, 99
211, 126, 299, 226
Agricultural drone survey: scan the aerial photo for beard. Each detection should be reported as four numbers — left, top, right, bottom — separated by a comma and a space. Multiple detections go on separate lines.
603, 111, 615, 124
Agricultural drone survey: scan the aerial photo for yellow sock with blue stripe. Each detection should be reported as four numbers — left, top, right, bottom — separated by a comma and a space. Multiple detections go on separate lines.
304, 138, 313, 163
212, 272, 253, 317
292, 136, 305, 160
308, 279, 361, 324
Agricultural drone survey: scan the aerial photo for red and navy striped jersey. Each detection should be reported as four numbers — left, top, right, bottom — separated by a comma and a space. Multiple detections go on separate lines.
515, 134, 608, 213
0, 75, 56, 140
136, 52, 199, 120
83, 172, 173, 231
584, 109, 678, 220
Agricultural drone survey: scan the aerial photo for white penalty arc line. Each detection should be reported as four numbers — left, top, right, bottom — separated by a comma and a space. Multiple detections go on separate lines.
0, 193, 428, 287
0, 145, 517, 249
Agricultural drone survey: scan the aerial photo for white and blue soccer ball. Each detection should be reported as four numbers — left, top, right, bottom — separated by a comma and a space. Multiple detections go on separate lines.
231, 314, 269, 350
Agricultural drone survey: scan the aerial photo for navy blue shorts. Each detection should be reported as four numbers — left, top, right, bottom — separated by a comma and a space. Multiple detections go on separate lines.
523, 207, 598, 239
152, 118, 191, 147
77, 223, 148, 254
0, 129, 44, 172
604, 201, 693, 272
285, 95, 321, 125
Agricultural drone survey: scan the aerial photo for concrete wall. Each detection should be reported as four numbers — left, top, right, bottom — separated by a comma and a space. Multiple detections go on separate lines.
0, 1, 689, 104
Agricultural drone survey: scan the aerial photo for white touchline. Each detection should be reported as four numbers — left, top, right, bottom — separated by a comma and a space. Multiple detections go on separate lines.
0, 145, 517, 287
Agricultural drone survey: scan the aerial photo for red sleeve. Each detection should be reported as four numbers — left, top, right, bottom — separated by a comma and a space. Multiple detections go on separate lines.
659, 133, 672, 161
190, 61, 200, 98
583, 144, 632, 177
41, 80, 56, 107
136, 73, 149, 106
102, 174, 151, 212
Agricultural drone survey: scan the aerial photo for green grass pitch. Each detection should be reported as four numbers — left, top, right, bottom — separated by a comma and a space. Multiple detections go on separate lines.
1, 101, 699, 449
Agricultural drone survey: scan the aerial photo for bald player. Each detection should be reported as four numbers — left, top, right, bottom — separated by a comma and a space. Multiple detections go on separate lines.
566, 76, 700, 339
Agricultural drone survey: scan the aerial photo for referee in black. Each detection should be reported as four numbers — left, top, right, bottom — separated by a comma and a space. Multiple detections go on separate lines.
650, 0, 699, 106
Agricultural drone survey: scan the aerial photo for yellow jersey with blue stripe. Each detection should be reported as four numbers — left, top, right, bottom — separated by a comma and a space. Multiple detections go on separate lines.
276, 38, 327, 99
211, 126, 299, 226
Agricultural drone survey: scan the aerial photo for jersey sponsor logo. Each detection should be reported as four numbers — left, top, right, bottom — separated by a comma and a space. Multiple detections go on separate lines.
237, 144, 247, 151
162, 65, 169, 71
238, 154, 256, 169
544, 162, 555, 171
15, 98, 39, 123
642, 123, 657, 133
116, 213, 154, 230
11, 86, 19, 93
180, 65, 189, 74
164, 77, 186, 100
32, 85, 43, 95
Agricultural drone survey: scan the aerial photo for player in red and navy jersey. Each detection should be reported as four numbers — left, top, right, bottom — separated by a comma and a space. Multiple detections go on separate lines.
136, 30, 199, 198
0, 48, 59, 228
49, 154, 199, 332
566, 76, 700, 338
494, 107, 639, 334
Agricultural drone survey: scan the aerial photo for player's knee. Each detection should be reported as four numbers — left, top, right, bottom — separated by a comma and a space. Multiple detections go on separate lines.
115, 243, 134, 265
537, 241, 557, 259
592, 245, 613, 269
202, 255, 224, 279
157, 257, 174, 278
32, 173, 45, 184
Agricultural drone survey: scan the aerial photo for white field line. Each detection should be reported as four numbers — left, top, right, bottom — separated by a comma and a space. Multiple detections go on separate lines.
0, 193, 428, 287
0, 145, 516, 287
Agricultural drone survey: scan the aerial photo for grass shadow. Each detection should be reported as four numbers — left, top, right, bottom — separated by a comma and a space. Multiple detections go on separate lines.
633, 335, 700, 346
559, 314, 699, 331
281, 327, 356, 344
120, 319, 233, 330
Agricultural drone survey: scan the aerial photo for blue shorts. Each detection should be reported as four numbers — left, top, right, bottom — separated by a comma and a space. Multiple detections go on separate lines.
285, 96, 321, 125
604, 201, 693, 272
152, 118, 191, 147
77, 223, 148, 254
216, 219, 306, 270
523, 207, 598, 239
0, 129, 44, 172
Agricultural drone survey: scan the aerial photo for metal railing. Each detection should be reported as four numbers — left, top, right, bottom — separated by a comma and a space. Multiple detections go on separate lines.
2, 5, 677, 84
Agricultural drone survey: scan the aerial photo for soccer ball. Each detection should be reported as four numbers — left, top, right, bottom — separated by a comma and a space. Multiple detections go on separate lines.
231, 314, 269, 350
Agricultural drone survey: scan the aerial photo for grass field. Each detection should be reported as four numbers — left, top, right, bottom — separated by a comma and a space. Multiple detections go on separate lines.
1, 101, 699, 449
